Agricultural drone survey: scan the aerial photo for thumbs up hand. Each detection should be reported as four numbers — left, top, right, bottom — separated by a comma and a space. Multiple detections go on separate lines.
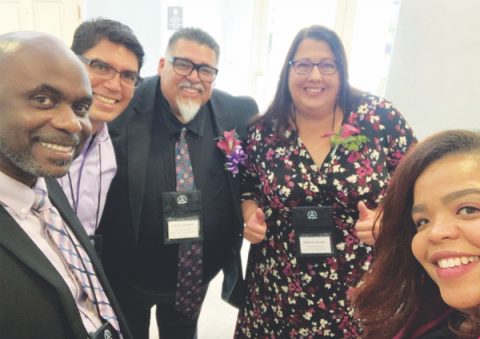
244, 207, 267, 244
354, 201, 379, 246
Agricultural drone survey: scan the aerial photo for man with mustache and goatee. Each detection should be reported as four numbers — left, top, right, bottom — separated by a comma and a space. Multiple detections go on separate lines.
0, 31, 132, 339
98, 27, 258, 339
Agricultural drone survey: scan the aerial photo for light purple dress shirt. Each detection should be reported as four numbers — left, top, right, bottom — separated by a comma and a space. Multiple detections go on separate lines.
57, 123, 117, 235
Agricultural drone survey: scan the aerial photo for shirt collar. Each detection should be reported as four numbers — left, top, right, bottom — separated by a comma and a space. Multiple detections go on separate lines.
0, 170, 45, 217
159, 91, 207, 137
93, 123, 110, 143
79, 123, 110, 156
83, 123, 110, 150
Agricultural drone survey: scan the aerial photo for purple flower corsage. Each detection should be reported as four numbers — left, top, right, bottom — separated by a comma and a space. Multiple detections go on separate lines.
216, 129, 247, 177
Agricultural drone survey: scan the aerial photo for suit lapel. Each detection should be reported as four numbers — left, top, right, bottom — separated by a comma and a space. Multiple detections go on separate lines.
127, 77, 158, 241
0, 207, 69, 291
0, 186, 85, 335
127, 118, 151, 241
209, 95, 243, 227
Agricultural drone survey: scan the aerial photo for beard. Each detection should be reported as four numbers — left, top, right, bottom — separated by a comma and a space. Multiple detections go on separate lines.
0, 134, 80, 182
176, 98, 201, 123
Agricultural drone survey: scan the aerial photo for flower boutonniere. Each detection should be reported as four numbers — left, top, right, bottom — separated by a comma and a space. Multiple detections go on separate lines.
323, 124, 368, 151
216, 129, 247, 177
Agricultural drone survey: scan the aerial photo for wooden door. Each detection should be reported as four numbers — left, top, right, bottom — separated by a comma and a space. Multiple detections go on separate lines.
0, 0, 82, 45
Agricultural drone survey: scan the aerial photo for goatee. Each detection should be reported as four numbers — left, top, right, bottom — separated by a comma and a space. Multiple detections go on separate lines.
176, 98, 201, 123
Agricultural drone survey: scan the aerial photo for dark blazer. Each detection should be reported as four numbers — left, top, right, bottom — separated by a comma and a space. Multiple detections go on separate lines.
98, 76, 258, 307
0, 178, 132, 339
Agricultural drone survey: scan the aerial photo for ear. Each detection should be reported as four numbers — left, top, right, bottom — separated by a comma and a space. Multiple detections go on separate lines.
157, 57, 166, 76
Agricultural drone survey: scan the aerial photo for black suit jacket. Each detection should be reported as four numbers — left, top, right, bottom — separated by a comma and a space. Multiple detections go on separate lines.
98, 76, 258, 307
0, 178, 132, 339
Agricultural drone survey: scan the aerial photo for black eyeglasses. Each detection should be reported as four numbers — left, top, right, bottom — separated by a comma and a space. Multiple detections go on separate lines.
167, 56, 218, 82
289, 59, 337, 76
78, 55, 142, 88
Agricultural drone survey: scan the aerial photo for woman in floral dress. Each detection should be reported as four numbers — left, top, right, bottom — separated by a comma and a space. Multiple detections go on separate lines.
235, 25, 417, 338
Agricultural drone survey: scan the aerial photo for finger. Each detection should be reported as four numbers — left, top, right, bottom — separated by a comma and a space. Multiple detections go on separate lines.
246, 222, 266, 233
246, 234, 264, 244
357, 201, 369, 221
354, 220, 372, 232
245, 228, 265, 239
255, 207, 266, 223
245, 221, 267, 236
244, 227, 266, 244
357, 232, 375, 246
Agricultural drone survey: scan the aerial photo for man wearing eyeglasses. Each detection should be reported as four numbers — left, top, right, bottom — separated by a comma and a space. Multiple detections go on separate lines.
97, 27, 258, 338
57, 18, 144, 251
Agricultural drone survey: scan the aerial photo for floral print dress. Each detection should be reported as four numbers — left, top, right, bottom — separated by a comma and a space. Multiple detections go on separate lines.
235, 93, 417, 338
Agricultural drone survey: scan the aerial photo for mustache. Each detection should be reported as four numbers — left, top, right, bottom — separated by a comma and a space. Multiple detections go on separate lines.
178, 80, 205, 92
33, 134, 82, 147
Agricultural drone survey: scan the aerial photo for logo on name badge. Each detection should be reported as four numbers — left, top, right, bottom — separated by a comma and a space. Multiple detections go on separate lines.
104, 329, 112, 339
177, 194, 188, 205
307, 210, 318, 220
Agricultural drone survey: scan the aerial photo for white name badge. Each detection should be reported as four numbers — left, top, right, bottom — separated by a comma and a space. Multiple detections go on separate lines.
167, 217, 201, 240
162, 190, 203, 244
292, 205, 336, 257
299, 234, 333, 254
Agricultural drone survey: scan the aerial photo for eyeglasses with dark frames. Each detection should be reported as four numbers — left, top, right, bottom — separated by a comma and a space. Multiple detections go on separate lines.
167, 56, 218, 82
289, 59, 337, 76
77, 55, 142, 88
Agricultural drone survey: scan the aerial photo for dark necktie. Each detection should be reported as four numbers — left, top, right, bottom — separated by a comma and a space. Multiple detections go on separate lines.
174, 128, 208, 318
32, 187, 121, 336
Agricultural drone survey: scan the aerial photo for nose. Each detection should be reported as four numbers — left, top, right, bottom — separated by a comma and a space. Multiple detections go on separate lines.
103, 72, 123, 91
426, 217, 460, 243
50, 106, 84, 134
309, 65, 324, 79
186, 67, 202, 82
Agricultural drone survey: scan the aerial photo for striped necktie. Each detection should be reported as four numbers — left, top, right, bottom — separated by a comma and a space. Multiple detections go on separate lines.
32, 187, 121, 336
174, 128, 208, 318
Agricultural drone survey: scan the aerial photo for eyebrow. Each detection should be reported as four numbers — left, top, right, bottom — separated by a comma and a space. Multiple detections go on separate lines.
27, 84, 93, 103
26, 84, 62, 98
441, 188, 480, 204
175, 56, 216, 69
411, 204, 426, 214
412, 188, 480, 214
91, 57, 139, 73
295, 57, 336, 62
76, 95, 93, 106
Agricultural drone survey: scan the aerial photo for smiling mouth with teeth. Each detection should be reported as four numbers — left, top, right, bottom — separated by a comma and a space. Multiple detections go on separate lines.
95, 94, 118, 104
305, 87, 325, 93
437, 256, 479, 269
39, 142, 74, 153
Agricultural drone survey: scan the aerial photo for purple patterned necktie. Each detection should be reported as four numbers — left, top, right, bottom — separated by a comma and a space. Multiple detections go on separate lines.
174, 128, 208, 318
32, 187, 121, 336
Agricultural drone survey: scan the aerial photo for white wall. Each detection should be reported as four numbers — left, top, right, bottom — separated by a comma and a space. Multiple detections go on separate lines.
85, 0, 256, 96
85, 0, 163, 77
385, 0, 480, 139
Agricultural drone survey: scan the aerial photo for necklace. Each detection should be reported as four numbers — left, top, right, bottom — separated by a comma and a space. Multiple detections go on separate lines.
331, 106, 337, 133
